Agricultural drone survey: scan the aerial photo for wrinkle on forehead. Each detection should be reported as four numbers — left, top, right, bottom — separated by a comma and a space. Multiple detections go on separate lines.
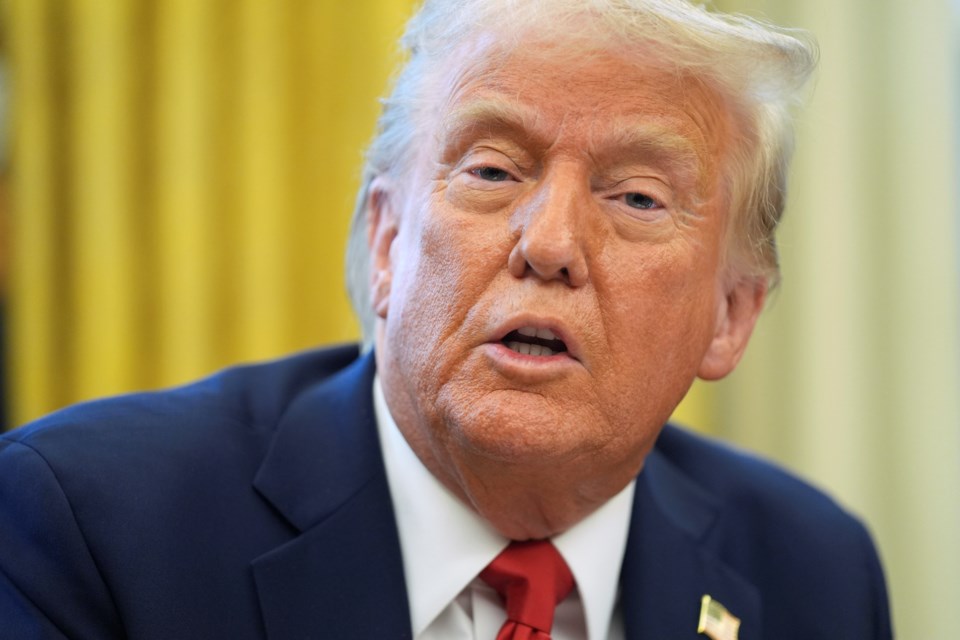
437, 93, 719, 206
419, 35, 735, 210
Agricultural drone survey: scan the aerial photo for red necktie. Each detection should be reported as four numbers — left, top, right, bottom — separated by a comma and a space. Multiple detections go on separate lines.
480, 540, 575, 640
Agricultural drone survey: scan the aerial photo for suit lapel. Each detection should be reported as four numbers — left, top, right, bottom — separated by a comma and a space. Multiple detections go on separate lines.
621, 446, 762, 639
251, 351, 412, 639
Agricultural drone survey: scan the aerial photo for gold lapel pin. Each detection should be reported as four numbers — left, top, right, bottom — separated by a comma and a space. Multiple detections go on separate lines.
698, 594, 741, 640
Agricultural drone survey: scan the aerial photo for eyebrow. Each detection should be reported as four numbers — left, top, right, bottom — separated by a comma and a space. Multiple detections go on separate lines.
591, 119, 705, 186
598, 120, 700, 164
439, 98, 706, 183
439, 99, 550, 155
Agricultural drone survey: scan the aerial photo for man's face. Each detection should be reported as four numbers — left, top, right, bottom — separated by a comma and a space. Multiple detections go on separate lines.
371, 41, 762, 536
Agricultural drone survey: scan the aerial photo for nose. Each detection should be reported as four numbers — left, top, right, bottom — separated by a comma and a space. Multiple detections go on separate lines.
507, 170, 590, 287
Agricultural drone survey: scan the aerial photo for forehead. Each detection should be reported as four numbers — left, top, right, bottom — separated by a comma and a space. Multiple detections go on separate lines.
428, 38, 733, 171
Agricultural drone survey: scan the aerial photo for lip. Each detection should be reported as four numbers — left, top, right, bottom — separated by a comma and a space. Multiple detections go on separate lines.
486, 315, 583, 363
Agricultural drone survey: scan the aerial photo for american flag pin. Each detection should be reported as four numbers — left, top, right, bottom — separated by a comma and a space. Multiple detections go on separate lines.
697, 595, 741, 640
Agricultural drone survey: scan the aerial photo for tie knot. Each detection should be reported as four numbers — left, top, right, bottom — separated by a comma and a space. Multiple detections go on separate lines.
480, 540, 575, 638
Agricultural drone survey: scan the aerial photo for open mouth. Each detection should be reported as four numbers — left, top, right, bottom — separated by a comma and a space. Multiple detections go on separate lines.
501, 326, 568, 357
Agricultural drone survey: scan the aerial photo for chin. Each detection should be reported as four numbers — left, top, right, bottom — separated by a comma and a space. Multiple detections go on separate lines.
444, 389, 596, 462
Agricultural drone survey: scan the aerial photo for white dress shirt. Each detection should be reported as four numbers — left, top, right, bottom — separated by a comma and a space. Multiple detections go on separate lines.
373, 376, 635, 640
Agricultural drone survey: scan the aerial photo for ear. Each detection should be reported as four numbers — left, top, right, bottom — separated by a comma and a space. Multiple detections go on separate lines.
367, 176, 400, 320
697, 276, 767, 381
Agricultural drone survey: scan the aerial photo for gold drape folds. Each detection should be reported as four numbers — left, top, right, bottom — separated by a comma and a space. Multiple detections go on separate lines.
6, 0, 414, 423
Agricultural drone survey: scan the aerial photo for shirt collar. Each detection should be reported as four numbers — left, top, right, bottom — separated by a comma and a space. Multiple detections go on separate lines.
374, 375, 635, 640
552, 479, 635, 640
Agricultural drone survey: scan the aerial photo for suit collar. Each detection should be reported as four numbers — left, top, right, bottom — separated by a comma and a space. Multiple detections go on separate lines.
251, 350, 413, 639
253, 350, 382, 532
620, 442, 762, 639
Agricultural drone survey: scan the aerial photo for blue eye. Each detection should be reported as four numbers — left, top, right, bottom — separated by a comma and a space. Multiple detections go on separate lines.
624, 192, 658, 209
471, 166, 511, 182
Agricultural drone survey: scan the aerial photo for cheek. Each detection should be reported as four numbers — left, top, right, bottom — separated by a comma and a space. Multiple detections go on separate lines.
388, 205, 506, 351
594, 243, 721, 407
606, 240, 718, 311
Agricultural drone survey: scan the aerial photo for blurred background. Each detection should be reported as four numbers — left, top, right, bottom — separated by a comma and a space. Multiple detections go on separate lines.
0, 0, 957, 637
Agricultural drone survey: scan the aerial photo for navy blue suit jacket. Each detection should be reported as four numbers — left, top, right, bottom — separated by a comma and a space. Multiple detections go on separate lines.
0, 346, 892, 639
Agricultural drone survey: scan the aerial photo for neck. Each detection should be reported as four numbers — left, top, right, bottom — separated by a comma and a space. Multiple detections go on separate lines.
396, 414, 640, 539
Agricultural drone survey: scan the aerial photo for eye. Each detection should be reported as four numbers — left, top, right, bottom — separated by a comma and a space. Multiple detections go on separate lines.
470, 166, 512, 182
624, 192, 660, 210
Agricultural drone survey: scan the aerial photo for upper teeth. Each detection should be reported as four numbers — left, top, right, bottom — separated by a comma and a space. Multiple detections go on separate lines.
517, 326, 557, 340
507, 342, 556, 357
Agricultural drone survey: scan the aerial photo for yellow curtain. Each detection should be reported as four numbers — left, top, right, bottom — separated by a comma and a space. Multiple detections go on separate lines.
5, 0, 415, 424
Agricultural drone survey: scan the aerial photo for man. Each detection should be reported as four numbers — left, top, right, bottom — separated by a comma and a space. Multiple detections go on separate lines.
0, 0, 892, 638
